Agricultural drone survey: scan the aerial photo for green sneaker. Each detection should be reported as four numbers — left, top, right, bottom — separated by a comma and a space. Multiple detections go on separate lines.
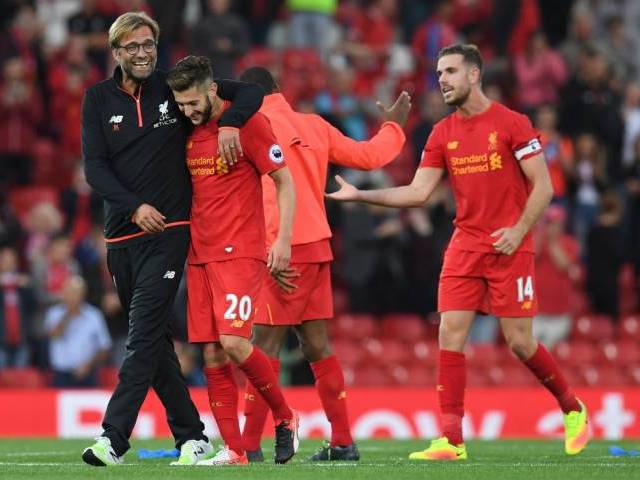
409, 437, 467, 461
170, 439, 214, 466
82, 437, 123, 466
564, 399, 590, 455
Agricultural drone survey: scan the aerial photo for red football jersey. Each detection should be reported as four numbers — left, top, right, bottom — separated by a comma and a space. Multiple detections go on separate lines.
419, 102, 542, 253
186, 107, 285, 264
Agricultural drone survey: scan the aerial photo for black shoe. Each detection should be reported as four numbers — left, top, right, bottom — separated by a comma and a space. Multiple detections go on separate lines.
247, 448, 264, 463
308, 442, 330, 461
274, 411, 299, 464
309, 441, 360, 461
330, 443, 360, 461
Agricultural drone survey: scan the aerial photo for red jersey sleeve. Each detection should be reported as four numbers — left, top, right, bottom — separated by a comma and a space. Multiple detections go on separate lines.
508, 111, 542, 162
240, 112, 286, 175
418, 124, 446, 169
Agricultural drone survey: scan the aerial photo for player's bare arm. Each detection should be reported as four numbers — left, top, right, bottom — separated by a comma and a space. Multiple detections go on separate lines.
267, 167, 296, 274
491, 153, 553, 255
325, 167, 444, 208
377, 91, 412, 127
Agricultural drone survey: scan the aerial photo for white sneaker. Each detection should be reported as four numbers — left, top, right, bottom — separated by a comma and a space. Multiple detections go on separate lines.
170, 438, 214, 465
197, 445, 248, 466
82, 436, 123, 466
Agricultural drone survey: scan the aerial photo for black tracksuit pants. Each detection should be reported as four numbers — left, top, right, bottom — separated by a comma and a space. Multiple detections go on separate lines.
102, 228, 205, 455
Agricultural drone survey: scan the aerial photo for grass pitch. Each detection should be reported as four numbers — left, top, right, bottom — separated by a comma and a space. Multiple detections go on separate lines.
0, 438, 638, 480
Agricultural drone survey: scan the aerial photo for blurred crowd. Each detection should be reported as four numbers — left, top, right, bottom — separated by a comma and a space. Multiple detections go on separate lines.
0, 0, 639, 387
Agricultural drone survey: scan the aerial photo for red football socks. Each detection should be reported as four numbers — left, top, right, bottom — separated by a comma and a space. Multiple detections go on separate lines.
438, 349, 466, 445
238, 347, 292, 423
524, 343, 581, 413
204, 364, 243, 455
242, 357, 280, 451
311, 355, 353, 447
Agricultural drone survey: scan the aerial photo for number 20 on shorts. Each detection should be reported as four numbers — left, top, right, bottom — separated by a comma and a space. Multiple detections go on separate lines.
516, 276, 534, 302
224, 293, 252, 321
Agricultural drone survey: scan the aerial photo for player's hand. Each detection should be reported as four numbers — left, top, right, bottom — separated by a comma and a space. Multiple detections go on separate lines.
377, 91, 412, 127
325, 175, 361, 202
218, 126, 243, 166
272, 267, 301, 294
491, 226, 527, 255
267, 237, 291, 273
132, 203, 166, 233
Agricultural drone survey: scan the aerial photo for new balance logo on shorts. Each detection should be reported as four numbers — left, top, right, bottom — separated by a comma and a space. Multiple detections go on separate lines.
163, 271, 176, 279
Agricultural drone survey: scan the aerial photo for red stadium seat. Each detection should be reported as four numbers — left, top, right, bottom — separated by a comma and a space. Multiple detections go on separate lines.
465, 343, 500, 369
467, 366, 491, 387
403, 364, 436, 386
351, 366, 394, 386
495, 345, 522, 367
332, 339, 364, 367
0, 368, 48, 388
559, 366, 583, 386
613, 341, 640, 365
380, 313, 426, 341
627, 364, 640, 385
332, 313, 379, 340
376, 339, 412, 365
487, 365, 537, 386
618, 314, 640, 341
388, 365, 410, 385
598, 340, 640, 366
412, 340, 439, 367
571, 315, 615, 342
362, 338, 411, 366
553, 341, 596, 368
578, 365, 629, 387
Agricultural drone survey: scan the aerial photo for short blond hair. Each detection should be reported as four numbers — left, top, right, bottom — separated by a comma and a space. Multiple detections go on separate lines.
108, 11, 160, 49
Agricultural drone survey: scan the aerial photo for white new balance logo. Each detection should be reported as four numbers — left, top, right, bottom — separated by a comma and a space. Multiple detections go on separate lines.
163, 271, 176, 279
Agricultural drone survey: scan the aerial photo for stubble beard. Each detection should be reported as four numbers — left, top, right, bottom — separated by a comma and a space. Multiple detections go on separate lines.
445, 85, 471, 107
121, 56, 157, 84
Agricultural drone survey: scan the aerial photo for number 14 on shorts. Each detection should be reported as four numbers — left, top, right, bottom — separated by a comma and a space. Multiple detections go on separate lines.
516, 276, 534, 302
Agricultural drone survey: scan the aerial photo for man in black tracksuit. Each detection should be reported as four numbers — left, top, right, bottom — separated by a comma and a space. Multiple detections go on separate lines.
80, 12, 264, 466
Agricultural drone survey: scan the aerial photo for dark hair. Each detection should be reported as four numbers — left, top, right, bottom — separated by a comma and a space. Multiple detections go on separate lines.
238, 66, 279, 94
167, 55, 213, 92
437, 44, 483, 72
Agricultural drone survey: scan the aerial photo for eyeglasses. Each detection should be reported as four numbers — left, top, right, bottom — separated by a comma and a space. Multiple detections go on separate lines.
117, 41, 156, 55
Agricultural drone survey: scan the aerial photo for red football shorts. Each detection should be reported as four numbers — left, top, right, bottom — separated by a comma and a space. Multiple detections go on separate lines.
255, 261, 333, 326
438, 249, 538, 317
186, 258, 265, 342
